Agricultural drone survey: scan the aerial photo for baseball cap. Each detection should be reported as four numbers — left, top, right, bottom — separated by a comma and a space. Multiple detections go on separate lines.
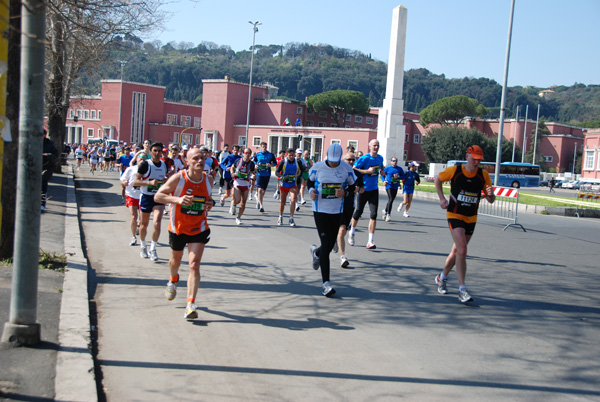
326, 143, 343, 163
467, 145, 484, 160
295, 148, 302, 154
409, 161, 420, 167
182, 145, 189, 151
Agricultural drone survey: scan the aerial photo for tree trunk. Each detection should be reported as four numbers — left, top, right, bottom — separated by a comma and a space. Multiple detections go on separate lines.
0, 0, 21, 259
47, 17, 67, 173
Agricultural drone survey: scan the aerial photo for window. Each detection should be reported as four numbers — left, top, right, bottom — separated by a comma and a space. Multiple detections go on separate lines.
330, 123, 337, 127
69, 109, 75, 119
404, 150, 408, 159
238, 136, 247, 147
584, 149, 595, 170
331, 139, 341, 145
319, 111, 327, 118
296, 107, 303, 114
87, 128, 94, 137
307, 110, 314, 116
98, 128, 102, 137
354, 115, 363, 123
173, 132, 180, 144
405, 134, 409, 143
77, 110, 82, 119
98, 111, 101, 119
318, 122, 326, 127
84, 110, 89, 119
366, 117, 374, 125
195, 134, 202, 145
345, 115, 352, 122
130, 92, 146, 144
194, 117, 201, 128
413, 134, 420, 144
253, 136, 261, 146
91, 110, 96, 119
181, 116, 191, 128
348, 140, 358, 151
167, 114, 177, 125
182, 133, 193, 146
543, 156, 553, 162
306, 120, 314, 127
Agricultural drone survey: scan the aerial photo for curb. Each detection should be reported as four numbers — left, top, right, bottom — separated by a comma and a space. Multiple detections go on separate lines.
54, 165, 97, 402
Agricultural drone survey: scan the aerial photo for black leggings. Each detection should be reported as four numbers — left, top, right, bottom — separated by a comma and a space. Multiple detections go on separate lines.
385, 188, 398, 215
352, 189, 379, 221
313, 212, 342, 283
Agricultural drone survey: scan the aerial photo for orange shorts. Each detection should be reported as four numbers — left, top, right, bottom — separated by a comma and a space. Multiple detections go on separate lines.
126, 196, 140, 208
280, 185, 297, 194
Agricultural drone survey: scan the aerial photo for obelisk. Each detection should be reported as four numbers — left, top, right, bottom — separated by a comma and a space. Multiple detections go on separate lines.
377, 5, 407, 166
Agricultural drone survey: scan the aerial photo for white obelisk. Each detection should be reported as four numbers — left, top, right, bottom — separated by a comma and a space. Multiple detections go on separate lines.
377, 5, 407, 166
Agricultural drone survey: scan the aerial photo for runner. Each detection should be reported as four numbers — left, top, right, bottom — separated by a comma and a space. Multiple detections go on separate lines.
219, 145, 241, 213
116, 147, 134, 202
335, 152, 363, 268
120, 151, 146, 246
75, 145, 84, 170
154, 147, 214, 320
217, 144, 230, 195
275, 148, 304, 226
273, 150, 286, 200
348, 139, 384, 249
307, 143, 357, 297
88, 146, 99, 174
398, 161, 421, 217
133, 142, 168, 262
230, 147, 256, 225
434, 145, 495, 303
382, 156, 405, 222
253, 142, 277, 213
299, 149, 313, 205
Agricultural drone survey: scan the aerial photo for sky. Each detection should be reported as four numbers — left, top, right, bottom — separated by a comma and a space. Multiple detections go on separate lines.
153, 0, 600, 88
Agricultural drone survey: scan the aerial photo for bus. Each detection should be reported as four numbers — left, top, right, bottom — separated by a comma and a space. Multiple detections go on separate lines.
446, 161, 540, 188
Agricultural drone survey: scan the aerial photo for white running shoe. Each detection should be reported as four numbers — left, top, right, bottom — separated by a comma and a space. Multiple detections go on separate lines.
289, 217, 296, 227
348, 233, 355, 246
398, 203, 405, 213
165, 280, 177, 301
184, 303, 198, 319
403, 211, 409, 218
295, 205, 300, 212
149, 249, 158, 262
300, 199, 306, 205
385, 214, 391, 222
129, 237, 137, 246
340, 255, 349, 268
140, 246, 148, 259
382, 209, 387, 220
366, 242, 376, 250
236, 217, 242, 225
277, 216, 283, 226
310, 245, 320, 270
220, 197, 225, 206
322, 281, 336, 297
249, 194, 253, 201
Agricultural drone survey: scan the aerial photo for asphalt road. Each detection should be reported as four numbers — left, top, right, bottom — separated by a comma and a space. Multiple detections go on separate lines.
75, 168, 600, 402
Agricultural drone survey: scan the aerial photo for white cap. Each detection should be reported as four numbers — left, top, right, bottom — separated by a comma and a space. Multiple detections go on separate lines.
326, 143, 343, 163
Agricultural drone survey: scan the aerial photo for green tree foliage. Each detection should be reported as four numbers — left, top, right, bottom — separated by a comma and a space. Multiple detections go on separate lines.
422, 127, 516, 163
419, 95, 487, 127
306, 90, 369, 127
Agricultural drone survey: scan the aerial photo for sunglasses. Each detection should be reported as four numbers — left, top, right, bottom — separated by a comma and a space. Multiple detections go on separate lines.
391, 159, 398, 162
346, 159, 355, 162
244, 151, 252, 154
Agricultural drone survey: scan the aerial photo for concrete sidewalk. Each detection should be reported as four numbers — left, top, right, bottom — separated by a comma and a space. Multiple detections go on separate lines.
0, 165, 96, 401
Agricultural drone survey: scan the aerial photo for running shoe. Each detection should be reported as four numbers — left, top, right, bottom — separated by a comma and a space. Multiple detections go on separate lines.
366, 242, 376, 250
289, 217, 296, 227
259, 207, 265, 213
435, 274, 448, 294
236, 217, 242, 225
382, 209, 387, 220
249, 194, 253, 201
322, 281, 336, 297
218, 188, 223, 195
397, 203, 405, 213
458, 288, 474, 304
340, 255, 349, 268
385, 214, 391, 222
256, 200, 260, 210
41, 205, 46, 212
149, 249, 158, 262
348, 233, 355, 246
403, 211, 409, 218
184, 303, 198, 319
300, 199, 306, 205
232, 205, 237, 216
165, 280, 177, 301
129, 237, 137, 246
277, 216, 283, 226
273, 191, 279, 199
295, 205, 300, 212
220, 197, 225, 206
229, 207, 233, 215
310, 245, 320, 270
140, 246, 148, 259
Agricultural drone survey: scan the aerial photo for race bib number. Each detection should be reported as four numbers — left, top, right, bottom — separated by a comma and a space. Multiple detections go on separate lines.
284, 175, 296, 183
147, 180, 163, 193
321, 183, 341, 199
391, 176, 400, 184
370, 165, 380, 176
258, 164, 269, 171
457, 193, 478, 204
237, 171, 248, 180
181, 196, 206, 215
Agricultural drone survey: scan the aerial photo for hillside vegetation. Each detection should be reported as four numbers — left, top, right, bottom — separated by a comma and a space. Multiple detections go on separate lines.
76, 37, 600, 125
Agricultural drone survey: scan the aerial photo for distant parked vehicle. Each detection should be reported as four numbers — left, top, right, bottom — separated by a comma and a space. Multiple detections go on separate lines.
562, 180, 579, 189
539, 180, 549, 187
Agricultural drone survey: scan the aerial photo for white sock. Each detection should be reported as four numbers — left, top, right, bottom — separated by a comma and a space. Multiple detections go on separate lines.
349, 226, 356, 236
140, 240, 147, 248
368, 233, 374, 243
150, 241, 157, 250
440, 272, 448, 280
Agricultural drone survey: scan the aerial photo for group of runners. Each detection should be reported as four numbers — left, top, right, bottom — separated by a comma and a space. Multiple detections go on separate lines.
74, 139, 495, 319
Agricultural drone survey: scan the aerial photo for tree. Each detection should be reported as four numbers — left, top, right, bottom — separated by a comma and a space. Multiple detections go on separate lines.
419, 95, 487, 127
45, 0, 165, 168
306, 90, 369, 127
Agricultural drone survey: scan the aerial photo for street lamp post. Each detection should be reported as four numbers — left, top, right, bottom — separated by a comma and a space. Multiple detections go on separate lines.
245, 21, 261, 149
572, 142, 577, 175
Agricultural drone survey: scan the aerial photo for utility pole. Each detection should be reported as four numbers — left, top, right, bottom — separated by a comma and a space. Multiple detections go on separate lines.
521, 104, 529, 163
2, 0, 46, 345
245, 21, 261, 149
532, 104, 541, 165
511, 106, 519, 162
494, 0, 516, 186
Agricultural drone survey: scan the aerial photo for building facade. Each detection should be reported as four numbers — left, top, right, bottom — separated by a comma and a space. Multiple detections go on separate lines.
581, 129, 600, 181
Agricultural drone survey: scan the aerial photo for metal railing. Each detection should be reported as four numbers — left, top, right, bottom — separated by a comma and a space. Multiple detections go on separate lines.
478, 186, 526, 232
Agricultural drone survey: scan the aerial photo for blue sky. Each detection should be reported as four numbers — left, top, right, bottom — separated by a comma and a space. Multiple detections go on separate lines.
153, 0, 599, 88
